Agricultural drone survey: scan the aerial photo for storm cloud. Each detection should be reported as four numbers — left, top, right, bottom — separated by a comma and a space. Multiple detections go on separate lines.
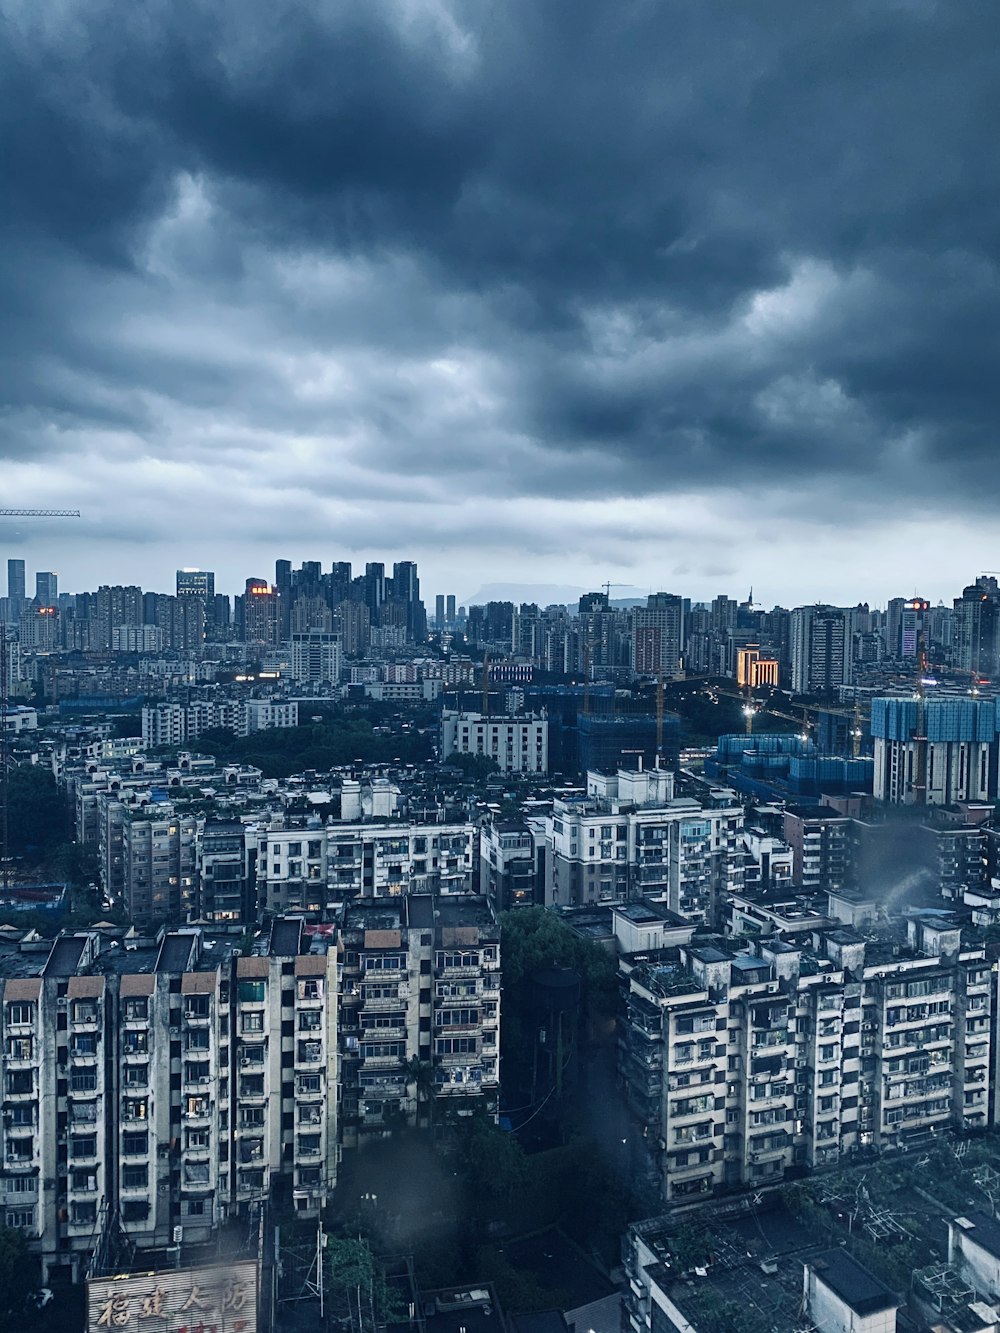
2, 0, 999, 603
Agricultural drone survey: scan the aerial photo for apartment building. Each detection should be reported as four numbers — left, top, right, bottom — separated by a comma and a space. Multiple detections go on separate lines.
232, 918, 337, 1219
339, 895, 500, 1147
545, 768, 744, 919
440, 709, 549, 775
479, 819, 543, 910
783, 805, 853, 892
122, 807, 200, 924
0, 918, 337, 1280
141, 698, 298, 748
618, 909, 992, 1204
246, 818, 478, 916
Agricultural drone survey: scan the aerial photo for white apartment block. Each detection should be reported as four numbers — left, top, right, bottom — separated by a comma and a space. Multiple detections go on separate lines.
545, 769, 744, 918
440, 709, 548, 774
142, 698, 298, 747
619, 911, 992, 1205
253, 820, 477, 914
290, 630, 342, 685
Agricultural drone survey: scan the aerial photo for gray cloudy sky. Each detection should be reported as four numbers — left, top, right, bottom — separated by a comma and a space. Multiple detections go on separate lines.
2, 0, 999, 607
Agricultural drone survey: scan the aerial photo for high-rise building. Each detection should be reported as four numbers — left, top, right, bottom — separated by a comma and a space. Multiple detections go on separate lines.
175, 569, 215, 599
274, 560, 293, 642
953, 577, 1000, 682
334, 600, 371, 656
435, 594, 445, 628
239, 578, 279, 647
633, 593, 685, 676
871, 695, 1000, 805
35, 571, 58, 605
364, 562, 385, 624
6, 558, 25, 615
790, 605, 854, 694
290, 630, 342, 685
446, 594, 456, 627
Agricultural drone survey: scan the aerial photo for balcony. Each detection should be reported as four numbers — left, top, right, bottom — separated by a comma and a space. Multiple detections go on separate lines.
360, 1052, 403, 1069
5, 1153, 37, 1172
436, 1049, 479, 1066
360, 1024, 406, 1042
182, 1104, 213, 1125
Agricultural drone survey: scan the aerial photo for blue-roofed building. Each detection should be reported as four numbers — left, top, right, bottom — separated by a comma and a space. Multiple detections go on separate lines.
872, 695, 1000, 804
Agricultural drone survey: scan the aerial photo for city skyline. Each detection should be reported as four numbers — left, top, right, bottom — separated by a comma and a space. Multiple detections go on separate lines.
0, 546, 993, 612
3, 3, 1000, 606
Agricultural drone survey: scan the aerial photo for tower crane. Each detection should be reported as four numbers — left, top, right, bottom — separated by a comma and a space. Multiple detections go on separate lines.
601, 581, 628, 600
1, 507, 82, 889
0, 509, 81, 518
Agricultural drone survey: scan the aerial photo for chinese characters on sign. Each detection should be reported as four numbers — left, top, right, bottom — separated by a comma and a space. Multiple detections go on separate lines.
87, 1261, 258, 1333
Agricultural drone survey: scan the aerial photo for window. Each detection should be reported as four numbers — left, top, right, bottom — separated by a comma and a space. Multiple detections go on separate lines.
186, 995, 210, 1017
70, 1135, 97, 1159
241, 1108, 265, 1127
186, 1029, 209, 1051
71, 1169, 97, 1191
123, 998, 148, 1021
186, 1128, 210, 1148
72, 1033, 97, 1055
71, 1071, 98, 1092
6, 1036, 33, 1060
123, 1065, 147, 1088
185, 1061, 210, 1083
299, 980, 322, 1001
123, 1097, 147, 1121
297, 1135, 321, 1156
238, 981, 266, 1003
123, 1032, 148, 1054
435, 1036, 477, 1055
72, 1001, 97, 1024
241, 1012, 264, 1033
436, 1008, 480, 1027
6, 1209, 34, 1229
72, 1202, 97, 1226
122, 1201, 149, 1222
122, 1133, 148, 1156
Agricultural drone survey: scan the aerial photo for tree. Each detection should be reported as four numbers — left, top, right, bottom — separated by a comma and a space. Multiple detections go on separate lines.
6, 767, 68, 860
323, 1236, 399, 1333
0, 1224, 35, 1323
404, 1056, 436, 1131
457, 1113, 527, 1208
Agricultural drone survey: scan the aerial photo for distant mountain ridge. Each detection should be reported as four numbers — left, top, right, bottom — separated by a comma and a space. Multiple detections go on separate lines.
460, 582, 648, 607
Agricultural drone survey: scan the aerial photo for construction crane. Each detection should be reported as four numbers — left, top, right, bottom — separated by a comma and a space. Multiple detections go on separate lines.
0, 509, 81, 518
1, 506, 81, 889
601, 581, 628, 600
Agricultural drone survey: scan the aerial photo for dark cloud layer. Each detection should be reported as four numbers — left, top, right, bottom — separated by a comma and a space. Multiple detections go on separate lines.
2, 0, 1000, 599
